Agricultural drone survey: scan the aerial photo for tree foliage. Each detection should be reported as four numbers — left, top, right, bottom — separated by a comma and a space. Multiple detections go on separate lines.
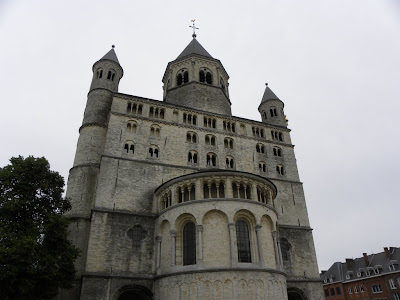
0, 156, 79, 300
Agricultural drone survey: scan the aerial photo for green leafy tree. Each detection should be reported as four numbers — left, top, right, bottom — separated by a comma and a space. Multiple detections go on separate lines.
0, 156, 79, 300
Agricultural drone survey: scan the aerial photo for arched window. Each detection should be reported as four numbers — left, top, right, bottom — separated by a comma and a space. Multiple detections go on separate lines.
126, 121, 137, 133
276, 164, 284, 175
96, 68, 103, 79
124, 142, 134, 154
188, 150, 198, 164
206, 152, 217, 167
259, 162, 266, 173
226, 156, 234, 169
256, 143, 265, 153
127, 225, 146, 250
205, 134, 216, 146
107, 70, 115, 81
183, 222, 196, 265
177, 73, 183, 86
262, 111, 267, 119
270, 107, 278, 117
273, 147, 282, 157
177, 69, 189, 86
199, 68, 212, 84
236, 220, 251, 263
220, 78, 225, 92
150, 125, 161, 137
224, 138, 234, 149
186, 131, 197, 143
148, 145, 159, 158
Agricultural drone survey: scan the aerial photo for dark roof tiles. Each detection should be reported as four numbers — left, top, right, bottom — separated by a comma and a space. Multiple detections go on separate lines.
176, 38, 213, 60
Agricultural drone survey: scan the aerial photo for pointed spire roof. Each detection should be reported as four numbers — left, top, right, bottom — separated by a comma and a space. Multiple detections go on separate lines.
261, 83, 280, 103
100, 45, 120, 64
176, 38, 213, 60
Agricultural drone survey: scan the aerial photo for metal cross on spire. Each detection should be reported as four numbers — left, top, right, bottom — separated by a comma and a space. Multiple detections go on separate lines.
189, 19, 199, 38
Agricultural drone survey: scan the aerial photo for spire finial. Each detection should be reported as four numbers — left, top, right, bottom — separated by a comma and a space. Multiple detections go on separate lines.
265, 82, 268, 86
189, 19, 199, 38
112, 45, 115, 49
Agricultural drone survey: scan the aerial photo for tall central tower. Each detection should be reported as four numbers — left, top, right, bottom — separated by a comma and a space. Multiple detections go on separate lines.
63, 35, 323, 300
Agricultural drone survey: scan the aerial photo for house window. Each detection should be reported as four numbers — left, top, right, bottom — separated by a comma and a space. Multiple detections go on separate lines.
188, 151, 198, 164
206, 153, 217, 167
336, 287, 341, 295
223, 121, 236, 133
183, 222, 196, 266
203, 117, 216, 128
225, 156, 234, 169
256, 143, 265, 153
186, 131, 197, 143
273, 147, 282, 157
149, 107, 165, 119
360, 285, 364, 292
394, 292, 400, 300
183, 113, 197, 125
148, 145, 159, 158
205, 134, 216, 146
126, 121, 137, 133
123, 142, 134, 154
236, 220, 251, 263
354, 286, 358, 293
276, 165, 284, 175
252, 126, 265, 138
330, 288, 335, 295
259, 162, 266, 173
224, 138, 234, 149
389, 278, 397, 289
389, 264, 396, 271
372, 284, 382, 293
127, 102, 143, 115
348, 287, 352, 294
324, 289, 329, 297
150, 125, 161, 137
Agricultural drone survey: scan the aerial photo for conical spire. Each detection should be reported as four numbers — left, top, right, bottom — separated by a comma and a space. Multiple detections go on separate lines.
176, 38, 213, 60
100, 45, 120, 64
261, 83, 280, 103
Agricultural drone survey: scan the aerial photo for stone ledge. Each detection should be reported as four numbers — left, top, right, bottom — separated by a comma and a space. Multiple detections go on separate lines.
91, 207, 157, 218
278, 225, 313, 231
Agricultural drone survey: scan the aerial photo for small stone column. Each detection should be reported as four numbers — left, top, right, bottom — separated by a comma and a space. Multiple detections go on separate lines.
228, 223, 236, 266
197, 225, 203, 267
277, 238, 284, 270
156, 236, 162, 270
170, 230, 176, 266
226, 178, 233, 198
195, 180, 202, 200
255, 225, 265, 267
170, 187, 175, 205
252, 183, 258, 201
272, 231, 281, 271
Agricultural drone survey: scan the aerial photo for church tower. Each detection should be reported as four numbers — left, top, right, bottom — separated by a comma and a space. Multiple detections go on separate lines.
64, 34, 323, 300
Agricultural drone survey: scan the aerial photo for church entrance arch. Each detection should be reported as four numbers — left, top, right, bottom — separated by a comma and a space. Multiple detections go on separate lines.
115, 285, 153, 300
287, 287, 308, 300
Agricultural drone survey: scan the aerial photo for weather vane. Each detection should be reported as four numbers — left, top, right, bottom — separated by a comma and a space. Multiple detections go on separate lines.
189, 19, 199, 38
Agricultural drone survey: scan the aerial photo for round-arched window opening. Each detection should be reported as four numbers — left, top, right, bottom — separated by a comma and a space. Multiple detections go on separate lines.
116, 286, 152, 300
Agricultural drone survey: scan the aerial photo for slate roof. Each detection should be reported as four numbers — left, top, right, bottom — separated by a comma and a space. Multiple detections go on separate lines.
100, 47, 120, 64
321, 247, 400, 284
176, 38, 213, 60
261, 83, 280, 103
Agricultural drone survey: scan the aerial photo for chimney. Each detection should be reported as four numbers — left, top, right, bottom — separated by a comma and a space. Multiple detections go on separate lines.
390, 247, 396, 254
346, 258, 354, 268
363, 253, 369, 266
384, 247, 390, 258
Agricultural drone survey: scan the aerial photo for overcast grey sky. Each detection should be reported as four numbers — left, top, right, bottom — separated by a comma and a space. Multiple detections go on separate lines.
1, 0, 399, 271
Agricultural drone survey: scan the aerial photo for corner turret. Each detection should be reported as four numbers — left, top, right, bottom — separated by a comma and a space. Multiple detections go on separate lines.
89, 46, 123, 93
258, 83, 287, 127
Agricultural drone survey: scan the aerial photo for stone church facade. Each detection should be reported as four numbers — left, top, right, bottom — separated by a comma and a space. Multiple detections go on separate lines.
63, 36, 324, 299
